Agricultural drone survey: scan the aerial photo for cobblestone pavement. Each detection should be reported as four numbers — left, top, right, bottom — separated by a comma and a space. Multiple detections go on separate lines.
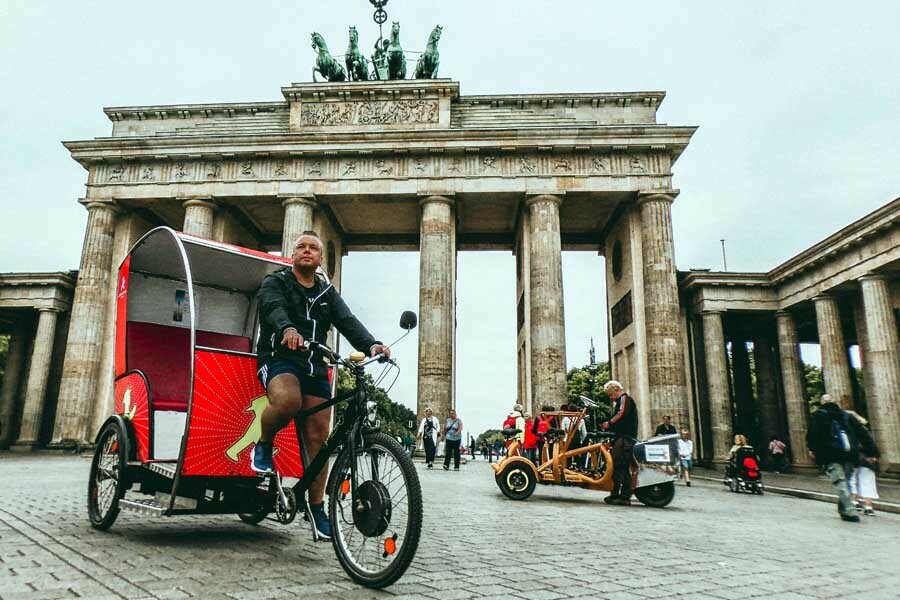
1, 453, 898, 600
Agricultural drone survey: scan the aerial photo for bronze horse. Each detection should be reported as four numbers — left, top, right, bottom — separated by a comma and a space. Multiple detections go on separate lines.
387, 22, 406, 80
345, 26, 369, 81
414, 25, 442, 79
311, 32, 346, 82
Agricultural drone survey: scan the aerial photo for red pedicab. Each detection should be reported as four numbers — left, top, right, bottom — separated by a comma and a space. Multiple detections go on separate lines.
87, 227, 422, 588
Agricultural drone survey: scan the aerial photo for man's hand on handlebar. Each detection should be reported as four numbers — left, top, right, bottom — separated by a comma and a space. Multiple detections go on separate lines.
281, 327, 304, 351
371, 344, 391, 360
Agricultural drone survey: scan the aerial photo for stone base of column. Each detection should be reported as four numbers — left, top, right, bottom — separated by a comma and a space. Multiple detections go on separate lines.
9, 441, 40, 452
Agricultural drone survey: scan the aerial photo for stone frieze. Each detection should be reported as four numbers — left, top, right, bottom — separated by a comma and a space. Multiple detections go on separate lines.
300, 100, 439, 127
89, 152, 671, 185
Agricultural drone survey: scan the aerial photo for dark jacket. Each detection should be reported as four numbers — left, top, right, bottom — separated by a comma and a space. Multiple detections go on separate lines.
256, 268, 379, 377
607, 393, 638, 438
806, 402, 878, 467
655, 423, 677, 436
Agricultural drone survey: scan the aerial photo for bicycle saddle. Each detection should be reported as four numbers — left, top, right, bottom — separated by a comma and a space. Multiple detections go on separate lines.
502, 427, 521, 438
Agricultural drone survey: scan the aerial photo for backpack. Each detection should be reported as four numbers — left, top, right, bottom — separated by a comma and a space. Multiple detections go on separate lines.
829, 412, 852, 453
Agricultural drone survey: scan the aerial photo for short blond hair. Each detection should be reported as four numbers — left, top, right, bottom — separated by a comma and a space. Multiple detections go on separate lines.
293, 231, 323, 251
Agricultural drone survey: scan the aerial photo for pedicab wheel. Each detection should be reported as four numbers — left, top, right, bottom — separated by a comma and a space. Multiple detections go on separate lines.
328, 432, 422, 589
87, 421, 128, 530
729, 478, 739, 493
496, 462, 536, 501
237, 503, 270, 525
634, 481, 675, 508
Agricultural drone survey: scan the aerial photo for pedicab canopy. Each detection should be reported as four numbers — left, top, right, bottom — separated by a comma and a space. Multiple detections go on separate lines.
112, 227, 304, 477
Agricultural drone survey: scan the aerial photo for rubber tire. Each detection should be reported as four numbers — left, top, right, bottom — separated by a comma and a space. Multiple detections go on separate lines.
237, 505, 269, 525
729, 478, 739, 493
496, 462, 537, 501
87, 421, 128, 530
328, 432, 422, 589
634, 481, 675, 508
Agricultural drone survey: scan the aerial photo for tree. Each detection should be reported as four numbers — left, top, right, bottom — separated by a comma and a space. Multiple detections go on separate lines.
565, 362, 613, 429
0, 336, 8, 386
802, 363, 825, 414
334, 366, 416, 440
475, 429, 505, 448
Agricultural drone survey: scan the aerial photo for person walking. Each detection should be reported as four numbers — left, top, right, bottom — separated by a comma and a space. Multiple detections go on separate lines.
847, 411, 881, 516
480, 440, 491, 463
806, 395, 879, 522
600, 380, 638, 506
654, 415, 677, 436
678, 430, 694, 487
402, 432, 414, 456
442, 409, 463, 470
417, 407, 440, 469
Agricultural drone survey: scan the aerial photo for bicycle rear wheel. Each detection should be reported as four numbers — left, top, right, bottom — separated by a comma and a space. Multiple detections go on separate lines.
328, 432, 422, 588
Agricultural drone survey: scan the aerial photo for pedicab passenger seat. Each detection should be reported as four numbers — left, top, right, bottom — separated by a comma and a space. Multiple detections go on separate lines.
126, 322, 251, 412
545, 428, 567, 441
501, 427, 521, 439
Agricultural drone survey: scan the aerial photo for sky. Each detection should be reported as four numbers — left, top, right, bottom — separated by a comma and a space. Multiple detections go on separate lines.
1, 1, 898, 439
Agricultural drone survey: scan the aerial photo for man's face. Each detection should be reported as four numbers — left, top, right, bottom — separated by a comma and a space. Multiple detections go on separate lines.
681, 432, 689, 439
292, 235, 323, 269
608, 387, 623, 400
449, 410, 456, 419
664, 416, 671, 425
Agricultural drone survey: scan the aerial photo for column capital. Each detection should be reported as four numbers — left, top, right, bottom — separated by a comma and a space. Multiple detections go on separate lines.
774, 310, 795, 319
180, 197, 217, 210
858, 272, 889, 283
524, 192, 564, 208
700, 309, 725, 316
280, 194, 318, 209
636, 189, 679, 206
811, 293, 837, 304
79, 199, 120, 214
418, 194, 455, 208
36, 307, 62, 314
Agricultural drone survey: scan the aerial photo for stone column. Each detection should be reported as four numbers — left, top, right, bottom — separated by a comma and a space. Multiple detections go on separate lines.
15, 309, 60, 448
52, 200, 119, 447
776, 311, 812, 467
702, 311, 732, 463
754, 338, 784, 444
0, 323, 30, 448
813, 295, 854, 408
281, 196, 318, 257
181, 198, 216, 238
859, 274, 900, 467
417, 195, 456, 420
638, 192, 689, 429
731, 339, 754, 441
525, 194, 567, 408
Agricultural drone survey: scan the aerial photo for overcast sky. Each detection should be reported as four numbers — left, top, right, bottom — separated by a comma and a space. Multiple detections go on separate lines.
1, 1, 898, 439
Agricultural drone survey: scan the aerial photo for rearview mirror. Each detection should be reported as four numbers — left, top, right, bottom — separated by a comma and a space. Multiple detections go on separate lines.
400, 310, 417, 330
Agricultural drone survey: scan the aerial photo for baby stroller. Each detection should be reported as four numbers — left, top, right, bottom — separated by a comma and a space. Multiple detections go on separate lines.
724, 447, 764, 494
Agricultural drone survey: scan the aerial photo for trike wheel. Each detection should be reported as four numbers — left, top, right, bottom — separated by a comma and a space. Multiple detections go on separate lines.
328, 432, 422, 589
634, 481, 675, 508
87, 421, 128, 530
496, 462, 536, 501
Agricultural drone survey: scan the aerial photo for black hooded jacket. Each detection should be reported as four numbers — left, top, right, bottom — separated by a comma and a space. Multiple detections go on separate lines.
256, 268, 379, 378
607, 393, 638, 438
806, 402, 879, 466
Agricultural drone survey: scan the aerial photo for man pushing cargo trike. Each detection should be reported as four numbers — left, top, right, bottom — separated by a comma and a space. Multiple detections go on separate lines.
492, 381, 680, 508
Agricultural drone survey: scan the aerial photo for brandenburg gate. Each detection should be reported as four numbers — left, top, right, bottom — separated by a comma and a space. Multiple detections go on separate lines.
52, 78, 696, 446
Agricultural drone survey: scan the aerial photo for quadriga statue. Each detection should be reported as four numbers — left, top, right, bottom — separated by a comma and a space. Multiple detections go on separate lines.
414, 25, 442, 79
311, 32, 346, 82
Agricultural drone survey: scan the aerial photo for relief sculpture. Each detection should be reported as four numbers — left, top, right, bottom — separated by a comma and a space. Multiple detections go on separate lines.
300, 100, 438, 127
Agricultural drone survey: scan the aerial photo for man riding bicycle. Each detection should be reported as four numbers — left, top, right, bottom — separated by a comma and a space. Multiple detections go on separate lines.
254, 231, 390, 539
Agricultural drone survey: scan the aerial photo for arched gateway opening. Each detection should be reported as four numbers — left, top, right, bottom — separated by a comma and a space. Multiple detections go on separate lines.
51, 79, 695, 447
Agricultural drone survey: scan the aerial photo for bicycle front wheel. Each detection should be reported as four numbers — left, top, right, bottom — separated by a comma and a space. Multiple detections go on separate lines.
328, 432, 422, 588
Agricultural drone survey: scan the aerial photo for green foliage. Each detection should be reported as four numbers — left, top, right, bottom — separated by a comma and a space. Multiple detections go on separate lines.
802, 363, 826, 414
475, 429, 505, 448
335, 366, 416, 439
565, 362, 613, 429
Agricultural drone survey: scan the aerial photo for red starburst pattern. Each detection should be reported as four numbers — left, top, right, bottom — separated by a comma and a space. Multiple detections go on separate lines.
183, 350, 303, 477
114, 372, 150, 461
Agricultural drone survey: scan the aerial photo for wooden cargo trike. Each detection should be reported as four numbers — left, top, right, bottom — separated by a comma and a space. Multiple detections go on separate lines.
87, 227, 422, 588
491, 405, 679, 507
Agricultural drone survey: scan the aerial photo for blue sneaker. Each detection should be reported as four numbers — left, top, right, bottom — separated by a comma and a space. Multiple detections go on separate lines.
310, 503, 332, 540
251, 442, 274, 473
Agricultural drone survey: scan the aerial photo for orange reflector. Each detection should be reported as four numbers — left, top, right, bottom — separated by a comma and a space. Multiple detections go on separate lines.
110, 441, 119, 453
341, 479, 351, 495
383, 537, 396, 555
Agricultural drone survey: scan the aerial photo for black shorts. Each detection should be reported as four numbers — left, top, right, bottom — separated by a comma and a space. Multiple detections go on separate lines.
257, 360, 332, 399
